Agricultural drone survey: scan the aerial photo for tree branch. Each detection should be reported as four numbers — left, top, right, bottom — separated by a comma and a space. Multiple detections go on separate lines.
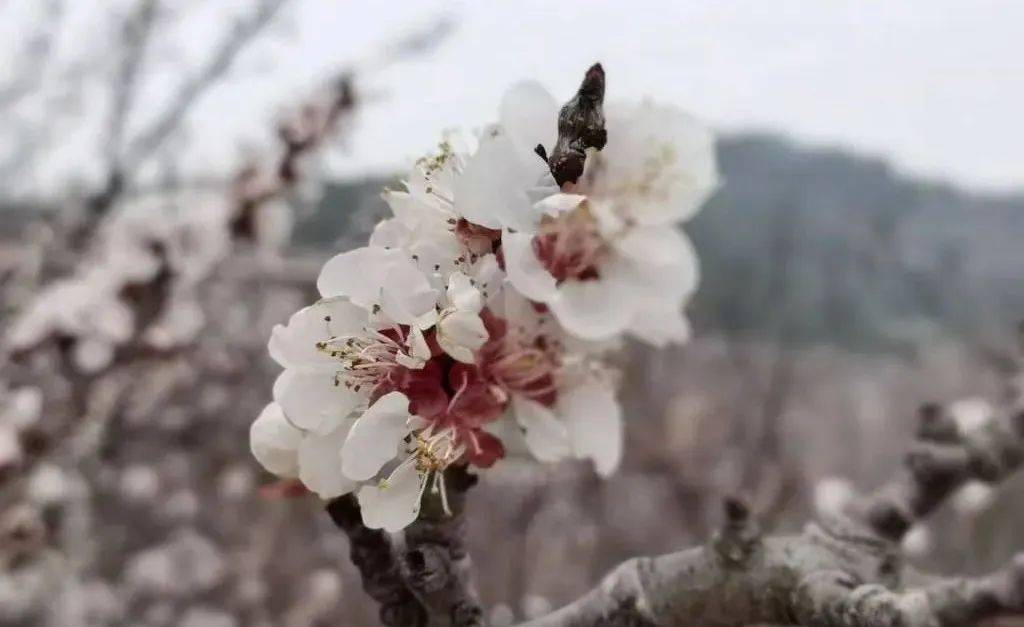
520, 402, 1024, 627
326, 495, 428, 627
855, 402, 1024, 542
401, 466, 487, 627
120, 0, 289, 171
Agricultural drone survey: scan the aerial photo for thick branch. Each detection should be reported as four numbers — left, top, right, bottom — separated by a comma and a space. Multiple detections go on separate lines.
401, 466, 487, 627
522, 404, 1024, 627
326, 495, 428, 627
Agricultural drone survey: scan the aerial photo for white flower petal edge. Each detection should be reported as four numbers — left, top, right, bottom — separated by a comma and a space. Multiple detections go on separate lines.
340, 391, 412, 482
268, 298, 368, 371
501, 230, 558, 302
593, 100, 719, 226
436, 272, 489, 364
357, 460, 425, 532
250, 402, 303, 478
559, 381, 623, 477
298, 420, 359, 498
272, 369, 361, 434
511, 396, 571, 463
317, 246, 438, 327
499, 81, 558, 157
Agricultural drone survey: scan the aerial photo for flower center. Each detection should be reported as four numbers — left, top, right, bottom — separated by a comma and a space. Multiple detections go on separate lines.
480, 311, 559, 406
532, 205, 607, 282
316, 327, 412, 394
411, 425, 465, 475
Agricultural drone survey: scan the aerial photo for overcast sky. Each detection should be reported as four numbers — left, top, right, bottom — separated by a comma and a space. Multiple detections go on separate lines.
4, 0, 1023, 195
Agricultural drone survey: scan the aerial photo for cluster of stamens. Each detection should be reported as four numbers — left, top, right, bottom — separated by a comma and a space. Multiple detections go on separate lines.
533, 205, 607, 282
486, 328, 559, 404
315, 327, 412, 393
381, 424, 467, 515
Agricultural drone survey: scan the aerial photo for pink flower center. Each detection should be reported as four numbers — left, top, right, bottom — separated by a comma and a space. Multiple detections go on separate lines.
478, 310, 559, 407
532, 207, 607, 282
317, 327, 413, 395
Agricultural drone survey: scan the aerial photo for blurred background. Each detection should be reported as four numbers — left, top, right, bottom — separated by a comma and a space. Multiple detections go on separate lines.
1, 2, 1022, 626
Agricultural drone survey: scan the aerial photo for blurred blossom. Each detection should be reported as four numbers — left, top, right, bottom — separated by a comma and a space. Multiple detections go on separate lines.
490, 603, 515, 627
159, 489, 200, 522
0, 424, 23, 473
813, 476, 856, 520
126, 530, 226, 598
217, 464, 256, 501
522, 594, 553, 619
951, 481, 996, 516
27, 463, 68, 505
949, 397, 994, 435
120, 464, 161, 503
179, 606, 238, 627
901, 524, 934, 558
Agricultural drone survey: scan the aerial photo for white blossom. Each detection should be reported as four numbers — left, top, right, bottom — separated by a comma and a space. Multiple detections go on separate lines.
251, 74, 712, 530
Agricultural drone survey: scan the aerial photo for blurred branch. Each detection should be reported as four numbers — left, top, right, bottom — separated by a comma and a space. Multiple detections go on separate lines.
0, 0, 64, 111
103, 0, 161, 177
118, 0, 289, 176
855, 402, 1024, 543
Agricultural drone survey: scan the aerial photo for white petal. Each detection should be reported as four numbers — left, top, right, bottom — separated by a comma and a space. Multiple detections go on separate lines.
548, 272, 634, 341
272, 369, 362, 433
512, 396, 571, 463
628, 305, 691, 347
73, 337, 115, 374
406, 326, 431, 364
382, 189, 429, 224
437, 310, 488, 364
559, 381, 622, 476
369, 217, 410, 249
454, 127, 542, 233
357, 461, 424, 532
317, 248, 437, 325
381, 262, 440, 327
499, 81, 559, 156
502, 230, 558, 302
470, 254, 505, 304
250, 402, 303, 477
298, 421, 358, 498
317, 246, 391, 303
268, 298, 368, 370
446, 271, 483, 313
595, 101, 719, 225
341, 392, 412, 481
613, 227, 700, 302
533, 193, 586, 218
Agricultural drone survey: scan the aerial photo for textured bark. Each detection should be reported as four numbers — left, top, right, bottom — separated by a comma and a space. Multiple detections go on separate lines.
521, 404, 1024, 627
326, 495, 428, 627
402, 466, 487, 627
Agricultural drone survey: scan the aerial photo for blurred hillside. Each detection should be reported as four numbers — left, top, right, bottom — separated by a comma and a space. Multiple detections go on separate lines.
5, 133, 1023, 350
289, 133, 1024, 350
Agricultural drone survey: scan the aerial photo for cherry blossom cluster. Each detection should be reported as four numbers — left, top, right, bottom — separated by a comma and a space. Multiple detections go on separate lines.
250, 79, 718, 531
